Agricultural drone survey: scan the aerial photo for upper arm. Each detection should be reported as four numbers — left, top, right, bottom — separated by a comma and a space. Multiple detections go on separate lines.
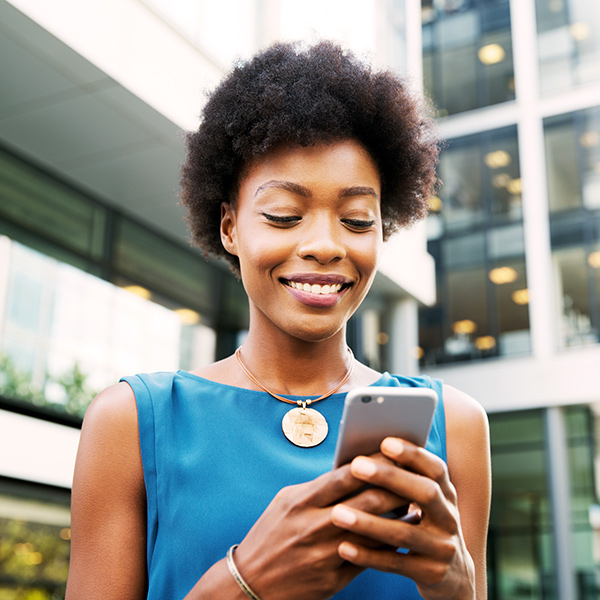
66, 382, 148, 600
443, 384, 491, 600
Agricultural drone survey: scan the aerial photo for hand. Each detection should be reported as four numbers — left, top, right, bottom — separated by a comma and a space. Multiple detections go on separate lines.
231, 460, 408, 600
329, 438, 476, 600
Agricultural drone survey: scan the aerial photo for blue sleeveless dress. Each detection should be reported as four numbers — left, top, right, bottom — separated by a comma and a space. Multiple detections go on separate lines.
121, 371, 446, 600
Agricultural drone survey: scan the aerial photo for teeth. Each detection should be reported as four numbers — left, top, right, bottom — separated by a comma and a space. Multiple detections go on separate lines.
287, 281, 343, 294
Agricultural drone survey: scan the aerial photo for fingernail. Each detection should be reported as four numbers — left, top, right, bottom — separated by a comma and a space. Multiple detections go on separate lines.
339, 542, 358, 560
382, 438, 404, 455
332, 505, 357, 526
352, 457, 377, 477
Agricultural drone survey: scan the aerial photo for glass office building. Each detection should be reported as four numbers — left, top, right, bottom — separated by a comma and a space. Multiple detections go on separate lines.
418, 0, 600, 598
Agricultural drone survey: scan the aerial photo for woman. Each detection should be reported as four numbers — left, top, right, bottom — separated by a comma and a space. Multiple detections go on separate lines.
66, 41, 490, 600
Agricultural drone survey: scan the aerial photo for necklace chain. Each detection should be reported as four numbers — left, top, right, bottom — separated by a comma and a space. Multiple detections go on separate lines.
234, 346, 354, 406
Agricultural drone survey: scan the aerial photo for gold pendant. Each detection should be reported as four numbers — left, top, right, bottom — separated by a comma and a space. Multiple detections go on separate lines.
281, 406, 328, 448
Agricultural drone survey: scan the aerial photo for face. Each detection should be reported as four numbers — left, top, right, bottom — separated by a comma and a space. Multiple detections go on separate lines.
220, 139, 383, 343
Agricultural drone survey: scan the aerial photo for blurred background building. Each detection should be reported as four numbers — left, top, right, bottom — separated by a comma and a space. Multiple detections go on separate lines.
0, 0, 598, 598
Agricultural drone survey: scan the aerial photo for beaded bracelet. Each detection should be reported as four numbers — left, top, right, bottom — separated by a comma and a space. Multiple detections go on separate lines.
226, 544, 262, 600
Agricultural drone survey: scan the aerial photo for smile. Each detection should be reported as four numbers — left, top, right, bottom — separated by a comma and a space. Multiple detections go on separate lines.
284, 280, 344, 295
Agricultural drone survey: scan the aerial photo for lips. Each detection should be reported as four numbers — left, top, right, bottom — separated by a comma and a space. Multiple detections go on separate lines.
281, 276, 352, 295
280, 276, 352, 307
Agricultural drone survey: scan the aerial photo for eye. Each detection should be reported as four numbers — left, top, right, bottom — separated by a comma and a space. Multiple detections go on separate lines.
262, 212, 302, 226
342, 218, 376, 231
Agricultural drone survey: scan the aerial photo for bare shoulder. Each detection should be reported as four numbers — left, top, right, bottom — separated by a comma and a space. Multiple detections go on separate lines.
441, 383, 490, 488
68, 382, 147, 599
442, 383, 489, 441
74, 380, 143, 498
83, 381, 138, 429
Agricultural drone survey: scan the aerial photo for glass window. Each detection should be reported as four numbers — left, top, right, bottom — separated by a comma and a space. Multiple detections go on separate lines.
546, 107, 600, 348
422, 0, 515, 116
0, 236, 218, 416
435, 127, 522, 235
419, 126, 530, 365
565, 405, 600, 598
544, 107, 600, 214
536, 0, 600, 94
0, 148, 106, 262
488, 409, 556, 599
551, 244, 599, 347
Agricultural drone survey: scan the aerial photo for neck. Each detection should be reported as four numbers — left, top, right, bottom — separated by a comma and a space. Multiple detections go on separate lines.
239, 329, 353, 396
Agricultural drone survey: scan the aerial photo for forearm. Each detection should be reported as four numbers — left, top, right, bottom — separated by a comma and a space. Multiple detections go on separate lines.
184, 557, 252, 600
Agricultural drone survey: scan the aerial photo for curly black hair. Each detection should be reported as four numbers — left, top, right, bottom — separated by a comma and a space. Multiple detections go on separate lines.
181, 41, 441, 274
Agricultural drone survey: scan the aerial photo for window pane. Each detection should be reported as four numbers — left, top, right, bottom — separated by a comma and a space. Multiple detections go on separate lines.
536, 0, 600, 94
0, 148, 106, 261
488, 410, 555, 599
422, 0, 515, 116
552, 245, 598, 346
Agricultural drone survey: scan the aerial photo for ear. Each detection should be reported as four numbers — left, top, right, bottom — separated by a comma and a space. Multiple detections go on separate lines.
220, 202, 238, 256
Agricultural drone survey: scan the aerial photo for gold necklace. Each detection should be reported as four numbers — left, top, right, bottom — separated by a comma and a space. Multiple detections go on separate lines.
235, 347, 354, 448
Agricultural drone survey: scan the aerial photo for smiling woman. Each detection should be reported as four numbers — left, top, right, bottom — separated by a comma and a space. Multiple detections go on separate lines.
66, 41, 491, 600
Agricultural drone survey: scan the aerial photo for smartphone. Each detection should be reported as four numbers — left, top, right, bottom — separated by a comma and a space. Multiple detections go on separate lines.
332, 386, 438, 468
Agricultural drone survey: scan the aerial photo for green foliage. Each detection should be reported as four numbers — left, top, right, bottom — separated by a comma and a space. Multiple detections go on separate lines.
0, 356, 44, 405
0, 355, 97, 418
0, 517, 69, 599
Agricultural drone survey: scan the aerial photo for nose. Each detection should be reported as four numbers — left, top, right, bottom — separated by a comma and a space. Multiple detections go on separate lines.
297, 215, 346, 264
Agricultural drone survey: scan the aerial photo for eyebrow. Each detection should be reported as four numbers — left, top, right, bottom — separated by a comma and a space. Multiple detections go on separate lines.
339, 186, 380, 201
255, 180, 379, 201
255, 180, 311, 197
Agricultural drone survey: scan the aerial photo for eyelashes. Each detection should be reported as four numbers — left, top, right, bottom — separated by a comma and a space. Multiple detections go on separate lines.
261, 213, 376, 230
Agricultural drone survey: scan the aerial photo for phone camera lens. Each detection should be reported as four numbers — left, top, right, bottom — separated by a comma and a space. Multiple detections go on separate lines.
361, 396, 371, 403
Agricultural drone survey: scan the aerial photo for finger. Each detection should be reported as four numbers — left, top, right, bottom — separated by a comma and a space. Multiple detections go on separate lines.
380, 438, 456, 502
342, 486, 409, 517
331, 505, 447, 557
337, 542, 448, 583
348, 457, 458, 532
295, 464, 367, 508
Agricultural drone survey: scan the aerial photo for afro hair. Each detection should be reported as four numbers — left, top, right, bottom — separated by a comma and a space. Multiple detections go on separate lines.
180, 40, 441, 274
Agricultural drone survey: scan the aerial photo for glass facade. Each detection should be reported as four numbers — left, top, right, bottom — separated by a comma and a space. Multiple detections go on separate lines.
488, 410, 554, 599
488, 405, 600, 600
0, 146, 250, 417
422, 0, 515, 116
419, 126, 530, 365
545, 106, 600, 347
536, 0, 600, 94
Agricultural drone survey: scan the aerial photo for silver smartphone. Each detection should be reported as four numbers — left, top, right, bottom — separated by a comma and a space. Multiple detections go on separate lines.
332, 386, 438, 468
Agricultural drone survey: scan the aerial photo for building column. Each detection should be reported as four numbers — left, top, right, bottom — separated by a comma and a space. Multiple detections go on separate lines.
509, 0, 557, 358
545, 407, 577, 599
389, 297, 419, 377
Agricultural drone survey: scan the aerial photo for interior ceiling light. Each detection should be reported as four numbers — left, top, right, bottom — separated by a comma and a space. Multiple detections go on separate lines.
428, 195, 443, 212
507, 178, 522, 195
570, 22, 590, 41
489, 266, 518, 285
588, 251, 600, 269
175, 308, 201, 325
453, 319, 477, 335
413, 346, 425, 360
478, 43, 506, 65
580, 131, 600, 148
512, 288, 530, 305
492, 173, 511, 188
376, 332, 389, 345
123, 285, 152, 300
474, 335, 496, 351
484, 150, 511, 169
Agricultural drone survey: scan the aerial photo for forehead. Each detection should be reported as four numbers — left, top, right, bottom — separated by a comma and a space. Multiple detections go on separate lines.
237, 139, 381, 200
